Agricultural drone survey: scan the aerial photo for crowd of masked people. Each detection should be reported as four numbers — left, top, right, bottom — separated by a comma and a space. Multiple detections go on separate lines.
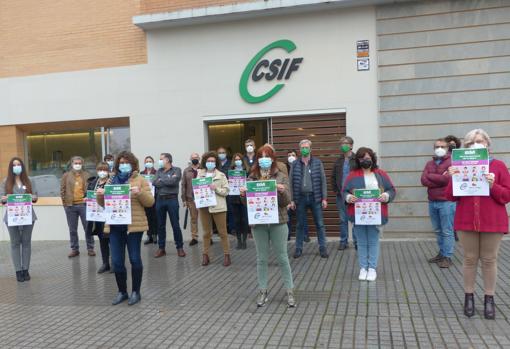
1, 129, 509, 319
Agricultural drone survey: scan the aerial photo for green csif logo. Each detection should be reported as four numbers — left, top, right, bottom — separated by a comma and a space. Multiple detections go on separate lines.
239, 39, 303, 104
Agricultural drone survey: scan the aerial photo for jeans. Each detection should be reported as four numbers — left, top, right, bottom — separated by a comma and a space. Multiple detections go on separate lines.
252, 223, 293, 290
429, 201, 455, 258
354, 225, 380, 270
287, 209, 308, 240
109, 226, 143, 273
64, 204, 94, 251
295, 193, 327, 251
8, 224, 34, 271
336, 195, 354, 244
156, 198, 184, 250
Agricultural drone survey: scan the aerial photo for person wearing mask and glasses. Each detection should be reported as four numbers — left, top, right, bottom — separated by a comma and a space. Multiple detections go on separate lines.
0, 157, 38, 282
61, 156, 94, 258
141, 156, 158, 245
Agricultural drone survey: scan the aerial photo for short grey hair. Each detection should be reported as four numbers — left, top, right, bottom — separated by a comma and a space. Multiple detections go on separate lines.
70, 156, 84, 163
463, 129, 491, 148
340, 136, 354, 145
190, 152, 200, 159
299, 139, 312, 147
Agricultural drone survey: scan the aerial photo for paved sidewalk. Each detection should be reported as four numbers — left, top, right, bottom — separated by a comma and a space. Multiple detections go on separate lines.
0, 238, 509, 348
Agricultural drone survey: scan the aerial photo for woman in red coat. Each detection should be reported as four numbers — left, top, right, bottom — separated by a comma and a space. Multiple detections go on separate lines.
446, 129, 510, 320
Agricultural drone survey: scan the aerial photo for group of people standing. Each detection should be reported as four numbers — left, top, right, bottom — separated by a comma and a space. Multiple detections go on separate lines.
1, 128, 509, 318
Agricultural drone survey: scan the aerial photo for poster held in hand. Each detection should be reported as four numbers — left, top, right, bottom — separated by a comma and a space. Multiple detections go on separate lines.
228, 170, 246, 196
451, 148, 490, 196
86, 190, 106, 222
354, 189, 381, 225
246, 180, 279, 225
104, 184, 131, 225
7, 194, 32, 227
192, 177, 217, 208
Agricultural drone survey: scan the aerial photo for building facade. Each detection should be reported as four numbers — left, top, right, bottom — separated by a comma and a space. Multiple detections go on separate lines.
0, 0, 509, 240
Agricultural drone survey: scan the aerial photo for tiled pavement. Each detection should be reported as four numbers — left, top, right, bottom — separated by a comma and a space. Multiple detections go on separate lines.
1, 237, 510, 349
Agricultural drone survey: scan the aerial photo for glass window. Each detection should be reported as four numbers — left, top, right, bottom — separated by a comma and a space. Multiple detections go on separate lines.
207, 119, 268, 157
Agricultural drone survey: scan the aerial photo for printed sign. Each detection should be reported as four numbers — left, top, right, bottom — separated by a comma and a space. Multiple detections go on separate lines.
7, 194, 32, 226
192, 177, 217, 208
143, 174, 156, 196
228, 170, 246, 196
451, 148, 490, 196
86, 190, 106, 222
246, 180, 279, 224
104, 185, 131, 225
357, 40, 370, 71
354, 189, 381, 225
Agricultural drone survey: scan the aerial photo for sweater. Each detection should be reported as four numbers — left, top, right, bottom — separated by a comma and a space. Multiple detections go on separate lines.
445, 159, 510, 233
421, 155, 452, 201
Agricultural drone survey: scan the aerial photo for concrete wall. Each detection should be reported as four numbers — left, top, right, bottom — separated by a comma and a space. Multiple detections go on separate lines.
0, 7, 379, 241
376, 0, 510, 234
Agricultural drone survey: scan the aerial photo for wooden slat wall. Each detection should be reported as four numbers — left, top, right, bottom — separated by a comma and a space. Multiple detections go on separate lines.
272, 114, 346, 236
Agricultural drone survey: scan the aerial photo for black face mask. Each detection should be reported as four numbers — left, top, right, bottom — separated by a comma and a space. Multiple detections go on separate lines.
360, 159, 372, 169
191, 159, 199, 165
448, 144, 456, 151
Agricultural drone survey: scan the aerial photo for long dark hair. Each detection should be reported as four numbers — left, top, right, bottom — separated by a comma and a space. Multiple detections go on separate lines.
5, 157, 32, 194
250, 145, 278, 177
353, 147, 379, 170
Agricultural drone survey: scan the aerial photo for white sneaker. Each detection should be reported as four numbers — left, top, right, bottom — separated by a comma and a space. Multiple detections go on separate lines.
366, 268, 377, 281
358, 268, 368, 281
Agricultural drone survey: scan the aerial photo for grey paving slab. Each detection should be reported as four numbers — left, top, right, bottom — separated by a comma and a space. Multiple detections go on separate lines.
1, 238, 510, 348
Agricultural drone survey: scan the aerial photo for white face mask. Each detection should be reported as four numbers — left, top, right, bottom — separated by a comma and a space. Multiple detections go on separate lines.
470, 143, 486, 149
97, 171, 108, 179
434, 148, 447, 158
246, 145, 254, 153
288, 156, 296, 163
73, 164, 82, 171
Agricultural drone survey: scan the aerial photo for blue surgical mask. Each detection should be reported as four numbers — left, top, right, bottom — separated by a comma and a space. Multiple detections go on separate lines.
206, 162, 216, 171
258, 157, 272, 169
13, 165, 22, 175
145, 162, 154, 169
158, 159, 164, 168
119, 163, 132, 174
235, 160, 243, 168
218, 153, 227, 161
107, 160, 114, 169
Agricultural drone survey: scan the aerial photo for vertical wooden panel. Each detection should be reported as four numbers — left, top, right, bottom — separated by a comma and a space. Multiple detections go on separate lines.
272, 114, 346, 236
0, 126, 24, 179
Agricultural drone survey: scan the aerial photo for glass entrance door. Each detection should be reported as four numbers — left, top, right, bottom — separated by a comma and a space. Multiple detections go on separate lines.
206, 119, 269, 155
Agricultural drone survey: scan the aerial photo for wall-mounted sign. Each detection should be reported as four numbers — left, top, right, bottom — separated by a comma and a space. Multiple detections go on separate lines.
239, 39, 303, 104
356, 40, 370, 71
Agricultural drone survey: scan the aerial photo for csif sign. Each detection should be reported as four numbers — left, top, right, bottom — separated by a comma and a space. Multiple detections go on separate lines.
239, 39, 303, 104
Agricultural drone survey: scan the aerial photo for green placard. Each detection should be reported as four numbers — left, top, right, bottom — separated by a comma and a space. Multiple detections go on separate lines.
7, 194, 32, 203
228, 170, 246, 177
86, 190, 97, 200
143, 174, 155, 182
246, 180, 277, 193
192, 177, 213, 187
105, 184, 130, 196
452, 148, 489, 162
354, 189, 380, 199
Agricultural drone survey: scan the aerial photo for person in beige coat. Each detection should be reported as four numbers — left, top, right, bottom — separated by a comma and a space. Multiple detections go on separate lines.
96, 151, 154, 306
197, 151, 231, 267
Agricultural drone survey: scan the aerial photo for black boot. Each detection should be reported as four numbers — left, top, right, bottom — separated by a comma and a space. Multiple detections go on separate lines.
464, 293, 475, 317
236, 231, 242, 250
97, 264, 111, 274
242, 231, 248, 249
484, 295, 495, 320
16, 271, 24, 282
112, 272, 128, 305
22, 270, 30, 281
129, 268, 143, 305
143, 235, 154, 245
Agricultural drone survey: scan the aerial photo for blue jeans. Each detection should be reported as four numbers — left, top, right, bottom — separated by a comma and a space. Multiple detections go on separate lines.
429, 201, 455, 258
336, 195, 355, 244
354, 225, 380, 269
287, 209, 308, 239
295, 193, 327, 251
156, 198, 184, 250
109, 226, 143, 274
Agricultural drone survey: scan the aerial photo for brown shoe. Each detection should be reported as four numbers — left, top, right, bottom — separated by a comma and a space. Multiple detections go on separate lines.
438, 257, 452, 268
68, 250, 80, 258
202, 254, 210, 266
87, 250, 96, 257
177, 248, 186, 257
428, 253, 443, 263
154, 249, 166, 258
223, 254, 231, 267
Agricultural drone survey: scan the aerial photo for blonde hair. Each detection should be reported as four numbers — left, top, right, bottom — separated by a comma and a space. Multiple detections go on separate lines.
463, 129, 491, 148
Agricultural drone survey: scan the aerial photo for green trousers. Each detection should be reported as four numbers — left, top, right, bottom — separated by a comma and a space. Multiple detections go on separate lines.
252, 223, 294, 290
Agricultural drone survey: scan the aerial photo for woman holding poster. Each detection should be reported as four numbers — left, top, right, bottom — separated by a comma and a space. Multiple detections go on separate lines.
0, 157, 38, 282
239, 145, 295, 308
446, 129, 510, 320
228, 153, 249, 249
196, 151, 231, 267
86, 161, 111, 274
343, 148, 396, 282
96, 151, 155, 306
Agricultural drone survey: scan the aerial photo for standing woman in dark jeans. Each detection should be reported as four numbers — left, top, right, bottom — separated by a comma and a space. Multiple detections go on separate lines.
0, 157, 38, 282
97, 151, 155, 305
229, 153, 249, 249
141, 156, 158, 245
86, 162, 111, 274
